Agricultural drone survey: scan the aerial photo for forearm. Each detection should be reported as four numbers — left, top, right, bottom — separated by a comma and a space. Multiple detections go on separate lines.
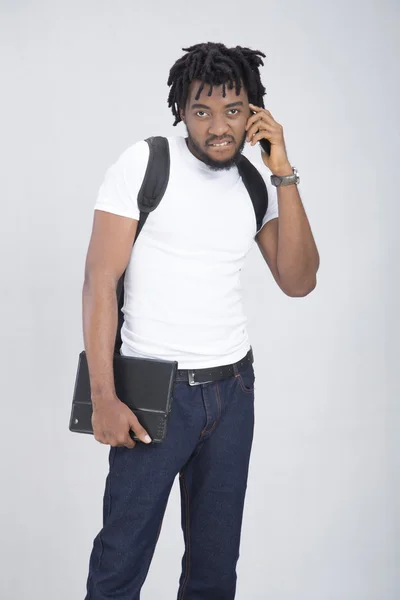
248, 104, 319, 296
82, 276, 119, 404
276, 182, 319, 295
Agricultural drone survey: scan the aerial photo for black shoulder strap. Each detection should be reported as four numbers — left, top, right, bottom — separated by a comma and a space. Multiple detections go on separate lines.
237, 154, 269, 233
115, 136, 170, 352
135, 136, 171, 241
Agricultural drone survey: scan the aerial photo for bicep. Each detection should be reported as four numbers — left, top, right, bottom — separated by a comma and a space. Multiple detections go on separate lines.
255, 217, 281, 288
84, 210, 138, 285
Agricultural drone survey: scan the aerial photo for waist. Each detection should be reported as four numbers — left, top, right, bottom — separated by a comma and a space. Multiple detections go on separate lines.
120, 320, 251, 370
175, 348, 254, 386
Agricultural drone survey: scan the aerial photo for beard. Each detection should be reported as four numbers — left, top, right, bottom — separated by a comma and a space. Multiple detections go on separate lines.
185, 126, 247, 172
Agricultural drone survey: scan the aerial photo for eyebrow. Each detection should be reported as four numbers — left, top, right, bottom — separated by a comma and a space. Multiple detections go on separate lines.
190, 101, 244, 110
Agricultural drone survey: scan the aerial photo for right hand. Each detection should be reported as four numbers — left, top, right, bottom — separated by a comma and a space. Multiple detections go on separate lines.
91, 397, 152, 448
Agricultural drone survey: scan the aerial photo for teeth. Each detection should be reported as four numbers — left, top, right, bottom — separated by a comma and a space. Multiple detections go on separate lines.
211, 141, 230, 146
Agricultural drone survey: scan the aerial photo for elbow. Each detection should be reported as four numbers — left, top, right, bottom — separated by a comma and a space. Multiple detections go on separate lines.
278, 254, 320, 297
281, 277, 317, 298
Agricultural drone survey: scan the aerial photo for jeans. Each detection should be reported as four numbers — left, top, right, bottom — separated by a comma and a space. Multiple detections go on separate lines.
85, 357, 256, 600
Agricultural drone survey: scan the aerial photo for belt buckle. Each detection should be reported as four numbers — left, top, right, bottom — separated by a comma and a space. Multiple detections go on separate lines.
188, 371, 201, 386
188, 371, 212, 386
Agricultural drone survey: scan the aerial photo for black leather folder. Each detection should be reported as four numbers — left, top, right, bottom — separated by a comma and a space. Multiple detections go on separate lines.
69, 351, 178, 443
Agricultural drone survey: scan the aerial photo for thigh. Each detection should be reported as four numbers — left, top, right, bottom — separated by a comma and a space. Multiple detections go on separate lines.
105, 379, 208, 516
179, 369, 255, 561
189, 365, 255, 482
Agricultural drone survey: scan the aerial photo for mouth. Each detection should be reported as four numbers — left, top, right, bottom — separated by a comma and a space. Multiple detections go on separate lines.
207, 140, 234, 150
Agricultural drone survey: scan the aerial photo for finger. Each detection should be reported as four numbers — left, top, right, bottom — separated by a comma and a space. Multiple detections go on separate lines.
247, 113, 276, 133
246, 116, 276, 140
247, 122, 270, 141
249, 103, 274, 119
250, 130, 273, 146
248, 103, 263, 112
245, 112, 264, 131
124, 437, 136, 449
130, 421, 152, 444
115, 432, 135, 448
246, 106, 277, 129
94, 431, 111, 445
247, 124, 273, 143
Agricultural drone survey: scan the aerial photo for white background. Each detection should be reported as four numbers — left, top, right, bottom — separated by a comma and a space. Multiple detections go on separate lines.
1, 1, 399, 598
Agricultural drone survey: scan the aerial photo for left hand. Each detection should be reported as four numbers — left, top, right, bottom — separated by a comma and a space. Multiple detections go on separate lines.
246, 103, 292, 176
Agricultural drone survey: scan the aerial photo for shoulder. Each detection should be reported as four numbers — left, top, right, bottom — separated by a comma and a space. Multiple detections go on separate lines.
100, 140, 151, 194
110, 136, 180, 173
111, 139, 150, 172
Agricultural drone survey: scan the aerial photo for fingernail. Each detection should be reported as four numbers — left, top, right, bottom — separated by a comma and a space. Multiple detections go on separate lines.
144, 435, 152, 444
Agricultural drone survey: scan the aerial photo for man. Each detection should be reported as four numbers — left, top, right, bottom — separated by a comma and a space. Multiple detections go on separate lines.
82, 42, 319, 599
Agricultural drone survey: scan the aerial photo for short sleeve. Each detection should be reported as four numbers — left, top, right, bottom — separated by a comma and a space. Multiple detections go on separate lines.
94, 140, 150, 221
248, 158, 279, 232
260, 178, 279, 229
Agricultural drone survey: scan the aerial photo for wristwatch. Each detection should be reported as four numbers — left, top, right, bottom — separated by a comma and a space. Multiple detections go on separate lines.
270, 166, 300, 187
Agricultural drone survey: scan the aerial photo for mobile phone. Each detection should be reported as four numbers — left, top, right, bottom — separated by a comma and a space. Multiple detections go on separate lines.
250, 110, 271, 156
259, 138, 271, 156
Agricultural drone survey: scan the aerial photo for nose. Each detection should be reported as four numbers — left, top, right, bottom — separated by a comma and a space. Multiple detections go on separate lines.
208, 115, 230, 138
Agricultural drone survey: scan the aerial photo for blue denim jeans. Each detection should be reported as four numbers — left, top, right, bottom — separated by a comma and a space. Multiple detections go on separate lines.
85, 358, 255, 599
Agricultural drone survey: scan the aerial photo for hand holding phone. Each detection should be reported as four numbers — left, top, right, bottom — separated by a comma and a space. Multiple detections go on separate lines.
248, 108, 271, 156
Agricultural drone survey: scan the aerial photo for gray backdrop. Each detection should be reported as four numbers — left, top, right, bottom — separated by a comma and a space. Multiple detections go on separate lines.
1, 1, 398, 598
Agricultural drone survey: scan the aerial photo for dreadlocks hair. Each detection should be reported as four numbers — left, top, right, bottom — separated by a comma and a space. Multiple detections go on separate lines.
167, 42, 267, 126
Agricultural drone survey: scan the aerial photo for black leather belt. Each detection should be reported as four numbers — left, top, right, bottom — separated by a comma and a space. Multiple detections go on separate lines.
175, 348, 254, 386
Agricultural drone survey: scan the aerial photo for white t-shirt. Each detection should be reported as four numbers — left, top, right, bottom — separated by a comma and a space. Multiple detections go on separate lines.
94, 135, 278, 369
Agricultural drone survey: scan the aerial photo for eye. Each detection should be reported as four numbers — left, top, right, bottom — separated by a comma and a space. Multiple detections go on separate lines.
228, 109, 240, 115
196, 111, 208, 117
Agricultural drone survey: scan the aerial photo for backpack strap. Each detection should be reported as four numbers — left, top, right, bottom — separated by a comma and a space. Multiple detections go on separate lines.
135, 136, 170, 241
237, 154, 269, 233
115, 136, 170, 352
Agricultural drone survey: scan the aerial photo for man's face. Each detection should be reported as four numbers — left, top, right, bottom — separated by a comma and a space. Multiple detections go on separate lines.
179, 79, 251, 171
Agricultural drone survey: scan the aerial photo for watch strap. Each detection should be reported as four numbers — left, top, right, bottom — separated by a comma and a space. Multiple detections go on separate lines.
270, 167, 299, 187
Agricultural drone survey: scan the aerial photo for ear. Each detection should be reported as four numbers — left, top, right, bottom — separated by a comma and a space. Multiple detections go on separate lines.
179, 107, 185, 122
